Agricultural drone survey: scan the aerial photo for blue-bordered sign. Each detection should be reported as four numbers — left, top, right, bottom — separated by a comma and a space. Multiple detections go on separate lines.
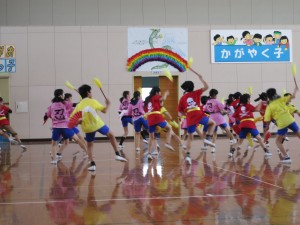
211, 30, 292, 63
0, 45, 16, 73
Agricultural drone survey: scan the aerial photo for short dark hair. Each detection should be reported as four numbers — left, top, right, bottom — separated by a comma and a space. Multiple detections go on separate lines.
78, 84, 91, 98
181, 81, 194, 92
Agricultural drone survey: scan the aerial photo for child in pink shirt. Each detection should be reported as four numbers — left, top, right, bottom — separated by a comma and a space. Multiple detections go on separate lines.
45, 89, 88, 164
127, 91, 149, 151
204, 89, 236, 147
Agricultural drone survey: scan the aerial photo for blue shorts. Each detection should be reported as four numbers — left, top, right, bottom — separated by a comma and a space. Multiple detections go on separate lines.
239, 128, 259, 139
187, 116, 209, 134
52, 128, 75, 141
149, 121, 167, 133
134, 117, 149, 132
214, 123, 227, 132
277, 122, 299, 136
121, 116, 133, 127
85, 125, 110, 142
72, 127, 80, 134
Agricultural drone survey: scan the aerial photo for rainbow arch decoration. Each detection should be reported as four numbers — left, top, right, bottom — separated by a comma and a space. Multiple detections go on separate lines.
127, 48, 189, 72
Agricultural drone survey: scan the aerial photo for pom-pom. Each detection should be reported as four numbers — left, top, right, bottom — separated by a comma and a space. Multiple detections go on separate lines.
291, 62, 297, 77
163, 68, 173, 82
246, 133, 254, 147
68, 111, 82, 128
65, 81, 76, 91
221, 97, 225, 104
93, 77, 102, 88
248, 86, 253, 95
169, 120, 179, 129
188, 57, 193, 69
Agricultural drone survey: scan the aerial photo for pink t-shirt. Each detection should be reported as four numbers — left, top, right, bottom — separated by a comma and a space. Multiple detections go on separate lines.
119, 98, 130, 116
127, 99, 145, 121
46, 102, 72, 128
204, 98, 226, 126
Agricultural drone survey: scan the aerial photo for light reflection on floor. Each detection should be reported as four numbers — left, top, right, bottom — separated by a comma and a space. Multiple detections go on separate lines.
0, 137, 300, 225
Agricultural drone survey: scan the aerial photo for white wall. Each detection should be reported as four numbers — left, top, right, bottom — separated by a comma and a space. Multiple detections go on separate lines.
1, 25, 300, 139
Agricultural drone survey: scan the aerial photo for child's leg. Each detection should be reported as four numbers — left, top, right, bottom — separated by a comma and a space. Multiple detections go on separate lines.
275, 135, 288, 158
51, 140, 57, 160
148, 132, 155, 154
72, 134, 87, 154
135, 132, 141, 150
58, 139, 69, 154
86, 141, 94, 162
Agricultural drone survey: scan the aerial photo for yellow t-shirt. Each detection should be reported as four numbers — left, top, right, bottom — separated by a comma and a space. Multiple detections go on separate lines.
71, 98, 105, 133
287, 103, 298, 115
264, 96, 295, 129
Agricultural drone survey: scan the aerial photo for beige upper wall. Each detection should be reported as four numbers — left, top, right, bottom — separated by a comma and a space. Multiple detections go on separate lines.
1, 0, 300, 139
0, 0, 300, 26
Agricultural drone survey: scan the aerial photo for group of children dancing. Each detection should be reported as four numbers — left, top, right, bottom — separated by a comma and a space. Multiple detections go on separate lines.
43, 68, 299, 171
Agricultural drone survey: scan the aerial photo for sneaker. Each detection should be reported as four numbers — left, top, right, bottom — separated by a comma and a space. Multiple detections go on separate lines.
143, 139, 148, 144
118, 145, 125, 149
264, 150, 272, 157
228, 148, 235, 158
229, 139, 237, 145
185, 156, 192, 165
88, 165, 96, 171
50, 160, 57, 164
20, 144, 27, 150
147, 154, 153, 160
152, 150, 159, 155
264, 141, 270, 148
165, 143, 175, 151
203, 139, 215, 147
9, 137, 18, 145
115, 155, 127, 162
56, 153, 62, 160
284, 136, 289, 141
280, 157, 292, 164
211, 147, 216, 153
156, 144, 160, 149
252, 138, 259, 143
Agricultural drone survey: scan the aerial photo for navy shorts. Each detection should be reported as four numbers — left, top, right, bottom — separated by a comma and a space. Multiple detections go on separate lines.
85, 125, 110, 142
134, 117, 149, 132
187, 116, 209, 134
239, 128, 259, 139
277, 122, 299, 136
52, 128, 75, 141
149, 121, 167, 133
121, 116, 133, 127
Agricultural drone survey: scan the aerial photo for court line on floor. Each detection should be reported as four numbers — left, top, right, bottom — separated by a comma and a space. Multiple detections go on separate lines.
200, 161, 284, 189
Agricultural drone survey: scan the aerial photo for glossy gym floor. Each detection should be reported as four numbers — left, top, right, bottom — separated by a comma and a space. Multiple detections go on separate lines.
0, 136, 300, 225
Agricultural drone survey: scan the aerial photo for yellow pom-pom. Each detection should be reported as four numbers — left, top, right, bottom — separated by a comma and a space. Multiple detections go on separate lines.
248, 86, 253, 95
291, 62, 297, 77
170, 120, 179, 129
187, 57, 193, 69
163, 68, 173, 82
247, 133, 254, 147
221, 97, 225, 104
93, 77, 102, 88
65, 81, 76, 91
282, 89, 286, 94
